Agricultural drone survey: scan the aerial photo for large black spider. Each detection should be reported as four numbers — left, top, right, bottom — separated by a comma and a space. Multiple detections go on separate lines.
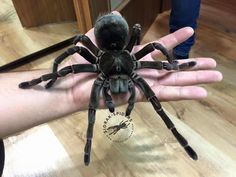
19, 13, 198, 165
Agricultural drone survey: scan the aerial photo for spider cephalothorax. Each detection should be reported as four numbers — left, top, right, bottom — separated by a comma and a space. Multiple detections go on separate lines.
19, 13, 198, 165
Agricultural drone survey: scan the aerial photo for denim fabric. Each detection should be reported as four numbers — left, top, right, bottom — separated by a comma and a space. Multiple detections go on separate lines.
169, 0, 201, 57
0, 139, 4, 176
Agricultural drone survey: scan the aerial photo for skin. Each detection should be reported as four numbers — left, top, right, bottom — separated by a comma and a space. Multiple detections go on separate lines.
0, 20, 222, 139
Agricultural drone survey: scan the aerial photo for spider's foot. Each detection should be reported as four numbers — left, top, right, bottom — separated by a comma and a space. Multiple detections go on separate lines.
188, 61, 197, 67
171, 127, 198, 160
109, 107, 115, 113
19, 81, 31, 89
133, 24, 141, 32
172, 60, 179, 64
19, 78, 41, 88
73, 34, 83, 45
45, 79, 56, 89
179, 61, 197, 70
184, 145, 198, 160
106, 101, 115, 113
125, 108, 132, 117
126, 104, 134, 116
84, 153, 90, 166
125, 112, 130, 117
84, 139, 92, 166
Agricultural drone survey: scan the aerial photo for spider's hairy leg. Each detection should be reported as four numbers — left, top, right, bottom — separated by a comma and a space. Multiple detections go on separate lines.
102, 81, 115, 113
133, 42, 174, 63
134, 60, 196, 71
84, 108, 96, 166
19, 64, 98, 89
84, 75, 105, 166
149, 97, 198, 160
126, 80, 136, 116
177, 61, 196, 70
73, 34, 101, 56
125, 24, 141, 52
132, 73, 198, 160
19, 66, 73, 89
46, 46, 98, 89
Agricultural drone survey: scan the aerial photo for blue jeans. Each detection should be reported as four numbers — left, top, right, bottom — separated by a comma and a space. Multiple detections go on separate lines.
0, 140, 4, 176
169, 0, 201, 58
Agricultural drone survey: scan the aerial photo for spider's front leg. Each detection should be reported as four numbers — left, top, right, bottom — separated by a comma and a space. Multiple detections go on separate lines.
19, 64, 98, 89
84, 74, 105, 166
132, 73, 198, 160
73, 34, 101, 56
134, 42, 175, 64
125, 24, 141, 52
45, 46, 98, 89
135, 60, 196, 71
46, 33, 102, 88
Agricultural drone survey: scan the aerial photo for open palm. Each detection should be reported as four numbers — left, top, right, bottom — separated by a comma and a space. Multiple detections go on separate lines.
65, 26, 222, 111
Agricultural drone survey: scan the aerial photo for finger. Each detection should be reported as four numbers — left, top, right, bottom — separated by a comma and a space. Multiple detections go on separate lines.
135, 85, 207, 102
158, 70, 223, 86
111, 11, 122, 16
137, 58, 219, 83
154, 85, 207, 101
150, 27, 194, 59
107, 85, 207, 107
177, 58, 217, 70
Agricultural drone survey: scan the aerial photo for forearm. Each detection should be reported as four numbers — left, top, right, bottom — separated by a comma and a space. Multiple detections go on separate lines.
0, 70, 73, 138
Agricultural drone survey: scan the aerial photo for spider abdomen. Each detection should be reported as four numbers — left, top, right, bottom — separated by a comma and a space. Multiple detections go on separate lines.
94, 14, 129, 50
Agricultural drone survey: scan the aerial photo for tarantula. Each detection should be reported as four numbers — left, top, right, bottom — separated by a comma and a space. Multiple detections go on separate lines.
19, 13, 198, 165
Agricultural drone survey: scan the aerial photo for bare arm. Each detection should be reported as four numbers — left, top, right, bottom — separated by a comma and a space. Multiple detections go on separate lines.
0, 70, 72, 138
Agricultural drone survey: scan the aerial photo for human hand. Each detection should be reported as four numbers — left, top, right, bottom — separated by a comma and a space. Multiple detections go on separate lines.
67, 26, 222, 112
7, 13, 222, 142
